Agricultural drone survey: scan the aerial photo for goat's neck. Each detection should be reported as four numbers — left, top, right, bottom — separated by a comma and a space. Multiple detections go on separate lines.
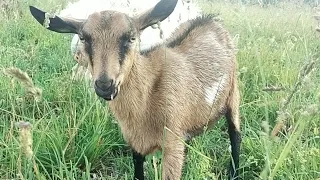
109, 52, 159, 122
122, 55, 155, 101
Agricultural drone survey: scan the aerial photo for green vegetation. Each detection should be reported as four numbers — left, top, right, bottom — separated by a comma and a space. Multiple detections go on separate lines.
0, 0, 319, 179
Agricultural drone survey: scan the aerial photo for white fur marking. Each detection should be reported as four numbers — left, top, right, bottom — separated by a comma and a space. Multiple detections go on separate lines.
205, 74, 228, 105
205, 83, 220, 105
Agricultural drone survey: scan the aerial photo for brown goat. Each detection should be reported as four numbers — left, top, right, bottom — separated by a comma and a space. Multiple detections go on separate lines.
29, 0, 241, 179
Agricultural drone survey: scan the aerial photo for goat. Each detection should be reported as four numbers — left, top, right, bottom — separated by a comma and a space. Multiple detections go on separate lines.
29, 0, 241, 179
59, 0, 201, 80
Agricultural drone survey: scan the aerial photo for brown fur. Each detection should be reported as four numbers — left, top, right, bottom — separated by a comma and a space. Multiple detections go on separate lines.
84, 14, 239, 179
29, 2, 240, 179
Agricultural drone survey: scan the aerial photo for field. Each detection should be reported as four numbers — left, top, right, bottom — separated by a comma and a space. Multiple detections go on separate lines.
0, 0, 319, 179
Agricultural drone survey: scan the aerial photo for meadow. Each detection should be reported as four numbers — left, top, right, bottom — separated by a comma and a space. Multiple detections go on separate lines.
0, 0, 319, 179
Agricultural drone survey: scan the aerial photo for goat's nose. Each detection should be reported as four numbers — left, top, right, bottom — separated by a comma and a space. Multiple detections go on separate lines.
95, 79, 113, 90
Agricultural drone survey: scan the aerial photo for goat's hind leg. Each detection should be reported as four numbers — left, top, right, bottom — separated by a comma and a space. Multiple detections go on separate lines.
132, 150, 145, 180
225, 84, 241, 180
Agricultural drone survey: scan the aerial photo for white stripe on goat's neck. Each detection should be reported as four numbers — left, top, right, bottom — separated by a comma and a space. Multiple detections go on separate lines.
205, 74, 228, 105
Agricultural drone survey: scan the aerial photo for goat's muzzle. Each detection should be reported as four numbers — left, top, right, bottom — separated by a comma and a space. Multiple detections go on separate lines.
94, 79, 118, 101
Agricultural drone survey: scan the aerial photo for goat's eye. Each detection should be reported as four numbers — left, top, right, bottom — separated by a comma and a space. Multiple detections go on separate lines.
79, 35, 85, 41
129, 37, 136, 43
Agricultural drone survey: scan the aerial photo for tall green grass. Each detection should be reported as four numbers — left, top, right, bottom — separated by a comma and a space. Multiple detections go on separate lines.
0, 0, 319, 179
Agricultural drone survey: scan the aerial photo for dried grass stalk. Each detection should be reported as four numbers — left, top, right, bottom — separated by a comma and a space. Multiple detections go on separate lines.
3, 67, 42, 101
16, 121, 33, 159
271, 59, 316, 137
15, 121, 41, 179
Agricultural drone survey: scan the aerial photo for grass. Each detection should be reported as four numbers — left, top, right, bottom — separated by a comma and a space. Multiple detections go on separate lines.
0, 0, 319, 179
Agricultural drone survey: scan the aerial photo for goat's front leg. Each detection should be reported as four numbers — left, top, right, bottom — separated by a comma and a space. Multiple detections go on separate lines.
162, 132, 185, 180
132, 150, 145, 180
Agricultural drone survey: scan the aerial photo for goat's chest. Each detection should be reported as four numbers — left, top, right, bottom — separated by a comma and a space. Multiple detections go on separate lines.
109, 103, 162, 155
120, 120, 161, 155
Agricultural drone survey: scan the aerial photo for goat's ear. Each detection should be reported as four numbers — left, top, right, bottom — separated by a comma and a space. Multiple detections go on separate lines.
135, 0, 178, 31
29, 6, 84, 34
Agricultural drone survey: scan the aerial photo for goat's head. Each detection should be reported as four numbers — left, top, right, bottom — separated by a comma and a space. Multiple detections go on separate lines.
30, 0, 178, 101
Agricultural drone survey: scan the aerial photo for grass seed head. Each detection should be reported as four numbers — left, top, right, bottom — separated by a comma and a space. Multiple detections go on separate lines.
15, 121, 33, 159
3, 67, 42, 101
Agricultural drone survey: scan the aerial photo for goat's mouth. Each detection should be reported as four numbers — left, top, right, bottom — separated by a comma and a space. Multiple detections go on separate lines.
94, 85, 119, 101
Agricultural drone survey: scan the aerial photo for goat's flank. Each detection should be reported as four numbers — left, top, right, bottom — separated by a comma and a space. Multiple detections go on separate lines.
29, 0, 241, 179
